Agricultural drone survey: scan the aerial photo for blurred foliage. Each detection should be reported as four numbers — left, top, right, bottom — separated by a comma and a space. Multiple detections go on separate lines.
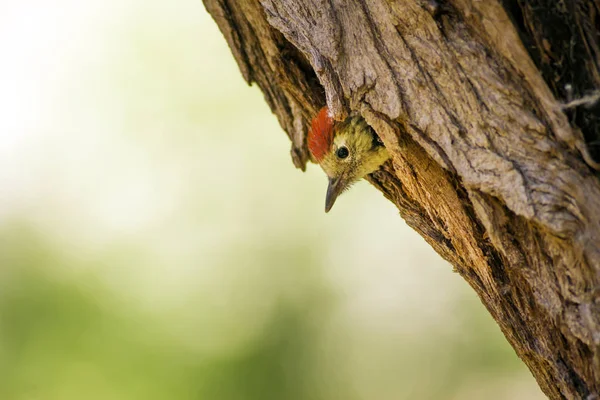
0, 225, 537, 400
0, 1, 543, 399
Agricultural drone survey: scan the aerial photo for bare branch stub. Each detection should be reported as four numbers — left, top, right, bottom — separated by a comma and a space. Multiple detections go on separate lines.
203, 0, 600, 397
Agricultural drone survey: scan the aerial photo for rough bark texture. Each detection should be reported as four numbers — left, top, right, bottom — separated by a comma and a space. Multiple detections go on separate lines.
202, 1, 600, 398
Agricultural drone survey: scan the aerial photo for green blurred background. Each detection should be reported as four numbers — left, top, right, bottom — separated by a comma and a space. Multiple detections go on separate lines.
0, 1, 544, 399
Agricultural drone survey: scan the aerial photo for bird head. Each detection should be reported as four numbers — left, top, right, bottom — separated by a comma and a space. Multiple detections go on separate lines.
307, 106, 390, 212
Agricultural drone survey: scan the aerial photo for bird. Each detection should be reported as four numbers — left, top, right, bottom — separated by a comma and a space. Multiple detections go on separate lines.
307, 106, 391, 212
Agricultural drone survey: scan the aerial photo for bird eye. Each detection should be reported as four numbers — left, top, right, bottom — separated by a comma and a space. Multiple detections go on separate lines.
336, 146, 349, 159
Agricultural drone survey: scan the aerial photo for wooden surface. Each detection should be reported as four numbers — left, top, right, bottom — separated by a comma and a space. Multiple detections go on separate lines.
202, 1, 600, 398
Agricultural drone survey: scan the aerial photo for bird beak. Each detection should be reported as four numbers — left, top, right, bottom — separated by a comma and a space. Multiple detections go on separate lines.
325, 175, 346, 213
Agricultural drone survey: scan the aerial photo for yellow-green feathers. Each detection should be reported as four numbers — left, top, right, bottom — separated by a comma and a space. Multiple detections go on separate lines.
308, 109, 390, 212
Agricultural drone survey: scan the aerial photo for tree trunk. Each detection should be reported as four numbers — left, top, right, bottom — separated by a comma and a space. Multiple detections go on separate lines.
202, 0, 600, 398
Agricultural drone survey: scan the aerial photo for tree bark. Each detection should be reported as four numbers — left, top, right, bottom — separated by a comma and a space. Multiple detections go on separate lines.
202, 0, 600, 398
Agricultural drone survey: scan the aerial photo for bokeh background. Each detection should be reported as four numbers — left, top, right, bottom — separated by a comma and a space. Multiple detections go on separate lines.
0, 1, 545, 399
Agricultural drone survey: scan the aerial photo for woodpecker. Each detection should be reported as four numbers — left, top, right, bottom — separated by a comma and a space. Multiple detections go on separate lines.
307, 106, 391, 212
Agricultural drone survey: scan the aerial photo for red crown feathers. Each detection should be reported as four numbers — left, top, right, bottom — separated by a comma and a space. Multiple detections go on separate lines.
307, 106, 335, 162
